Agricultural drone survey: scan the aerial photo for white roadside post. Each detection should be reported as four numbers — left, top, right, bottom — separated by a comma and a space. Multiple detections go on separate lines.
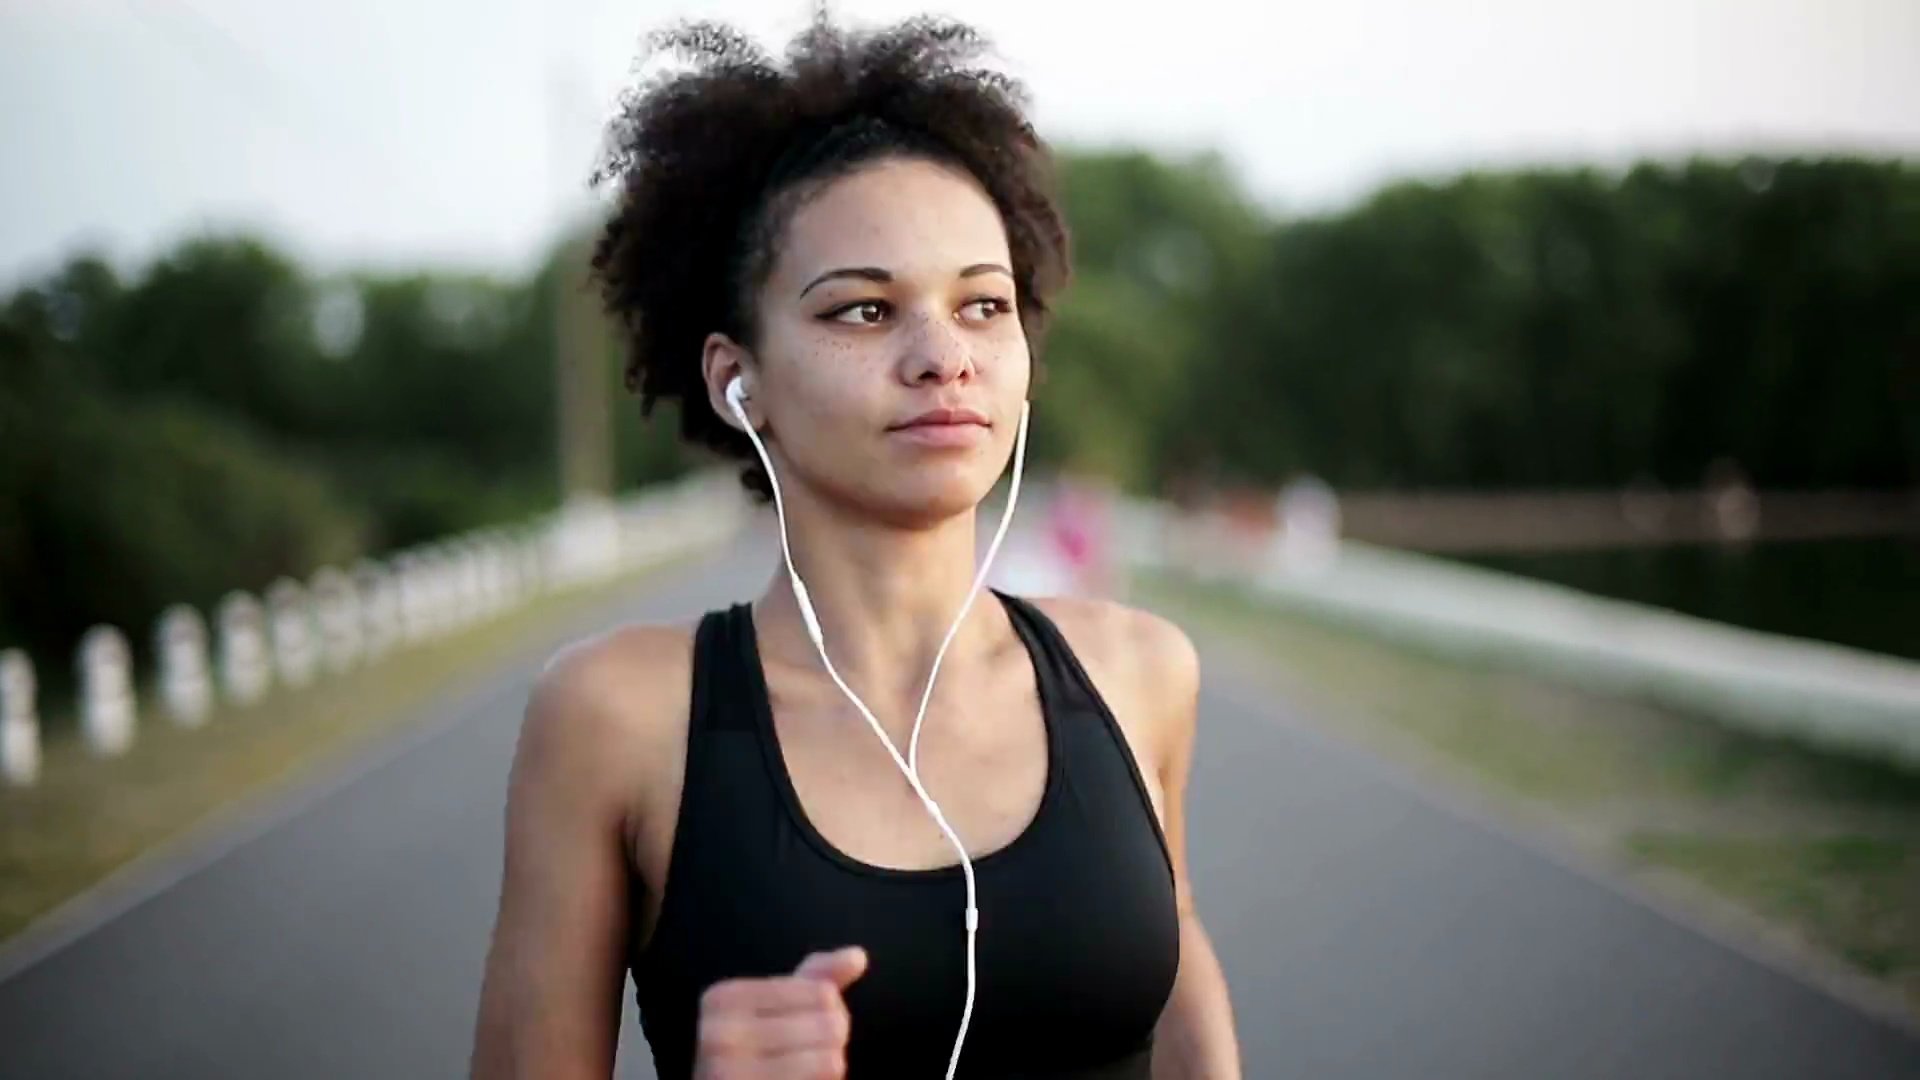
217, 592, 273, 707
266, 578, 320, 689
1, 648, 40, 786
78, 625, 136, 756
156, 604, 215, 727
353, 559, 401, 662
311, 566, 363, 675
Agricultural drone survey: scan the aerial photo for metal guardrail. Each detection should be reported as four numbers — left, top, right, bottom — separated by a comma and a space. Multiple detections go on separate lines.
1116, 493, 1920, 770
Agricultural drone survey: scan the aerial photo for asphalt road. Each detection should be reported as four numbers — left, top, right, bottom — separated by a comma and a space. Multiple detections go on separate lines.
2, 532, 1916, 1078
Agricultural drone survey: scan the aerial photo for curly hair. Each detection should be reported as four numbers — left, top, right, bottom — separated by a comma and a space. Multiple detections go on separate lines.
587, 11, 1072, 498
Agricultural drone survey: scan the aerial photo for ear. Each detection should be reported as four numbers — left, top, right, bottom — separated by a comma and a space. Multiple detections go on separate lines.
701, 331, 757, 432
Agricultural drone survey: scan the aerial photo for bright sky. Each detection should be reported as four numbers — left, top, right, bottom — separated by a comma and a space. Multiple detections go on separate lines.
3, 0, 1917, 289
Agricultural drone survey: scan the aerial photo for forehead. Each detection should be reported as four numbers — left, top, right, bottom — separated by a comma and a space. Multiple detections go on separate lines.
771, 157, 1011, 287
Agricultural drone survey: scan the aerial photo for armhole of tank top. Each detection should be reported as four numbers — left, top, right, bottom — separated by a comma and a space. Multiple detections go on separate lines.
999, 592, 1177, 883
633, 608, 723, 972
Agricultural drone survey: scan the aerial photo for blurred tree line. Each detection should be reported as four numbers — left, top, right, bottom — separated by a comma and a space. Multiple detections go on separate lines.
1041, 152, 1918, 494
3, 151, 1916, 682
0, 232, 694, 692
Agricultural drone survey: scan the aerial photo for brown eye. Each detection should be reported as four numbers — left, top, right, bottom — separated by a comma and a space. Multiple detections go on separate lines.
827, 300, 889, 325
961, 297, 1012, 323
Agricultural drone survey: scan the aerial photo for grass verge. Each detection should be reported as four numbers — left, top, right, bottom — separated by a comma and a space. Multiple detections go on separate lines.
0, 556, 696, 945
1135, 570, 1920, 1018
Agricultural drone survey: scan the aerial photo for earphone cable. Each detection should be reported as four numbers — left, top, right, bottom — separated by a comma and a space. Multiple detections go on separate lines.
727, 382, 1029, 1079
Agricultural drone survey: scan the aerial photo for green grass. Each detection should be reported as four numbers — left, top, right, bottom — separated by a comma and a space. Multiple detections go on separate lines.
0, 558, 692, 945
1626, 833, 1919, 988
1136, 569, 1920, 1016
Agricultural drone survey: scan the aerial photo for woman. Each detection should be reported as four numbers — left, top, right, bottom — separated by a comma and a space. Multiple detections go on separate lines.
471, 12, 1241, 1079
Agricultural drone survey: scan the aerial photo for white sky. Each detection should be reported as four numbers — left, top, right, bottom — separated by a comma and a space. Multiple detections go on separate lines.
3, 0, 1917, 289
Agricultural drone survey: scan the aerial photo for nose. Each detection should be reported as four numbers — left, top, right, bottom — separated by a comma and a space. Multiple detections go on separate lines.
897, 308, 973, 386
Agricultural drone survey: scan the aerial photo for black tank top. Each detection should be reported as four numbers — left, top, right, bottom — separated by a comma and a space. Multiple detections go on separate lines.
629, 590, 1181, 1078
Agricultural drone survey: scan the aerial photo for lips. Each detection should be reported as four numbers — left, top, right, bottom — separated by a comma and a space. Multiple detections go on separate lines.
888, 406, 992, 449
891, 406, 990, 430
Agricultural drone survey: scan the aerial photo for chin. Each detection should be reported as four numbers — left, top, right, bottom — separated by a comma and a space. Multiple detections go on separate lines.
800, 435, 1014, 528
866, 460, 1004, 529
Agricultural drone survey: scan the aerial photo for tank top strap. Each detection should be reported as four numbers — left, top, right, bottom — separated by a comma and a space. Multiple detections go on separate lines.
994, 589, 1105, 717
655, 602, 779, 926
690, 602, 758, 735
994, 589, 1177, 879
639, 603, 781, 976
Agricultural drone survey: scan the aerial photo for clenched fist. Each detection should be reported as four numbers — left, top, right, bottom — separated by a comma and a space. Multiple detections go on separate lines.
693, 946, 868, 1079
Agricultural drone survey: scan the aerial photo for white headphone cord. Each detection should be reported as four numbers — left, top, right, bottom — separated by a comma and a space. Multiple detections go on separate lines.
905, 405, 1029, 777
729, 383, 1029, 1080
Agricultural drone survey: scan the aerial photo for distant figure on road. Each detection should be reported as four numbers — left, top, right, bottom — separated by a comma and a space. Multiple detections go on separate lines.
470, 10, 1241, 1080
1045, 474, 1119, 599
981, 475, 1115, 600
1271, 474, 1341, 579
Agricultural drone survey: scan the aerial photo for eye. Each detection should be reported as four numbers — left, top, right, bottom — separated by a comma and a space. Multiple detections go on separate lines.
825, 300, 890, 325
960, 297, 1013, 323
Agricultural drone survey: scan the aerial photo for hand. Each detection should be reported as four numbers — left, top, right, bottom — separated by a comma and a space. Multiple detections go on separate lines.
693, 946, 868, 1079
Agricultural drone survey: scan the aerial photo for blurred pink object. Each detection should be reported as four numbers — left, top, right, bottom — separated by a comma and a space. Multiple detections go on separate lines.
1046, 479, 1116, 598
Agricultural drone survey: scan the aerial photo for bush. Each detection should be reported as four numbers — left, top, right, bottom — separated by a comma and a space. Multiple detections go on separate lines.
0, 389, 368, 706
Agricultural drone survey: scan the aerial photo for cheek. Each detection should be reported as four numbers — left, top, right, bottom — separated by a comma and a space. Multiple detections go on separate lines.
991, 334, 1034, 398
775, 336, 885, 438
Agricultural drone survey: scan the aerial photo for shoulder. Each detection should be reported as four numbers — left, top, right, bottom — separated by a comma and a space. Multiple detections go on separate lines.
529, 620, 698, 723
512, 620, 699, 830
1024, 594, 1199, 701
1023, 595, 1200, 765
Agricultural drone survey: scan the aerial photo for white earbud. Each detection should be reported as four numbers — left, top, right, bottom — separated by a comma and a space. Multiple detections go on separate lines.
727, 373, 1030, 1080
725, 374, 751, 424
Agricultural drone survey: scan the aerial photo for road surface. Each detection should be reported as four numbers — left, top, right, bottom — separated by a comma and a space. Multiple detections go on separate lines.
2, 530, 1916, 1078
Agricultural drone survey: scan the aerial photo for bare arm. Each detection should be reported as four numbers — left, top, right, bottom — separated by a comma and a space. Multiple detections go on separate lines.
470, 645, 646, 1079
1154, 913, 1242, 1079
1147, 622, 1243, 1080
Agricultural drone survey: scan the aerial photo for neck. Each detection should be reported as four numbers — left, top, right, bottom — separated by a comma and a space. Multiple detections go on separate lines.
755, 488, 1011, 714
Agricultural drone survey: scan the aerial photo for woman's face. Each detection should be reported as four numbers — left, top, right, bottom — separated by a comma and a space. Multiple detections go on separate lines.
726, 155, 1031, 528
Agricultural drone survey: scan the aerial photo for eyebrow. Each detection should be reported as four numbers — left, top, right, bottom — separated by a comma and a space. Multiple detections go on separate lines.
798, 262, 1013, 298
